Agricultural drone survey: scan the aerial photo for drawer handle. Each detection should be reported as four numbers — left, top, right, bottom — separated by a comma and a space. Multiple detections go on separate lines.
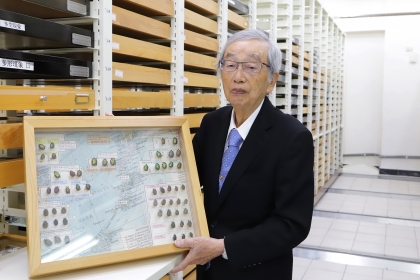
74, 94, 90, 104
40, 96, 48, 101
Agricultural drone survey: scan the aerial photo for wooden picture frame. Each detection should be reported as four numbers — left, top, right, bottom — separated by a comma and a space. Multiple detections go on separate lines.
23, 116, 208, 278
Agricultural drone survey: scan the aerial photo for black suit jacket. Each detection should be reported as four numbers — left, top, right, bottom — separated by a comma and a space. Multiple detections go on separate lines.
192, 98, 314, 280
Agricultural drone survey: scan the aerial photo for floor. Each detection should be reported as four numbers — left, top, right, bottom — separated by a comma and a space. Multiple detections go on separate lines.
292, 173, 420, 280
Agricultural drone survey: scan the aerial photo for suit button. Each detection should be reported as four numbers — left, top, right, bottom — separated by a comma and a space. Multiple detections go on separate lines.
211, 221, 218, 228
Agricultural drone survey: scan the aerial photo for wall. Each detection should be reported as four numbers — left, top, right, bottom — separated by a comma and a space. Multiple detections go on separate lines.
342, 31, 384, 156
321, 0, 420, 174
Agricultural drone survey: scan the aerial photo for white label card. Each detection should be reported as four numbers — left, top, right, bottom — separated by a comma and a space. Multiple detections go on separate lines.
0, 19, 25, 31
112, 42, 120, 50
115, 69, 123, 78
0, 58, 34, 71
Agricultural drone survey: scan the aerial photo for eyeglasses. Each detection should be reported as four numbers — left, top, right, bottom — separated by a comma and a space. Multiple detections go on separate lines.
220, 60, 270, 74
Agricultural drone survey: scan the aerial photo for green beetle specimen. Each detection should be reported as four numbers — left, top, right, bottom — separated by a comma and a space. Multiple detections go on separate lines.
173, 137, 178, 144
38, 144, 46, 150
50, 142, 55, 149
169, 162, 174, 168
156, 151, 162, 158
102, 158, 108, 166
155, 163, 160, 170
77, 170, 82, 177
76, 184, 81, 191
40, 154, 45, 160
54, 171, 60, 178
177, 162, 182, 169
162, 162, 167, 169
143, 164, 149, 171
92, 158, 97, 166
110, 158, 116, 166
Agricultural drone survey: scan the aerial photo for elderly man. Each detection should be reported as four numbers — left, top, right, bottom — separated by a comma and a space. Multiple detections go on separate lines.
172, 29, 314, 280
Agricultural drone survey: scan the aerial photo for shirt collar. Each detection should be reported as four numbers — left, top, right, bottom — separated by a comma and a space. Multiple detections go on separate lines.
227, 98, 265, 142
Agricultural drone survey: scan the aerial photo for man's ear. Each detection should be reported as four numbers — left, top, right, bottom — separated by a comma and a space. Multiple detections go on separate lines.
267, 72, 279, 93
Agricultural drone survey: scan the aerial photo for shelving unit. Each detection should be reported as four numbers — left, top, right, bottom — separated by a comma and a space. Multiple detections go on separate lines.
0, 0, 344, 272
255, 0, 345, 193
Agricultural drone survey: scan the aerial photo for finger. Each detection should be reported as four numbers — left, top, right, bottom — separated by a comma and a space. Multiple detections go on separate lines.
170, 252, 193, 273
174, 238, 194, 248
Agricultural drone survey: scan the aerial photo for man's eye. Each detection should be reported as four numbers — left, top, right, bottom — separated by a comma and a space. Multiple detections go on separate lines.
246, 64, 257, 70
226, 63, 236, 67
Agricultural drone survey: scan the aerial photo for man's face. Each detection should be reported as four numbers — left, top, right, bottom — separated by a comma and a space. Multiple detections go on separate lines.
221, 39, 277, 114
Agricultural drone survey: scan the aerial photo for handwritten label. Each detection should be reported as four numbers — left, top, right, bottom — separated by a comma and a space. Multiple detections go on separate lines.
98, 152, 118, 158
87, 134, 110, 145
0, 58, 34, 71
118, 175, 129, 180
116, 201, 128, 205
0, 19, 25, 31
59, 141, 77, 150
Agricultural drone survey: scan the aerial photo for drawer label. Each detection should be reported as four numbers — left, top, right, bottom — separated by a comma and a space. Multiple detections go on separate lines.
70, 65, 89, 77
0, 58, 34, 71
0, 19, 25, 31
67, 0, 87, 15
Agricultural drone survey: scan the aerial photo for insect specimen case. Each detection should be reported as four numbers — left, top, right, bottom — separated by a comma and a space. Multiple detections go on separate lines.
23, 116, 208, 278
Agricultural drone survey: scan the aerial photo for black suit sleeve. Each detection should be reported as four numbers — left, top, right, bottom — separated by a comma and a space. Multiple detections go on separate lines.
224, 128, 314, 268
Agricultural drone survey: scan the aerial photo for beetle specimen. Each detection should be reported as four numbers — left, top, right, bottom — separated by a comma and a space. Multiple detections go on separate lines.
64, 236, 70, 244
160, 187, 165, 194
85, 184, 91, 191
53, 219, 58, 226
43, 209, 48, 216
42, 221, 48, 228
61, 207, 66, 214
177, 162, 182, 169
167, 209, 171, 216
52, 208, 57, 215
40, 154, 45, 160
46, 187, 51, 194
50, 142, 55, 149
63, 218, 68, 226
54, 236, 61, 244
144, 164, 149, 171
54, 186, 59, 194
153, 199, 158, 206
51, 153, 56, 159
187, 220, 192, 227
44, 238, 52, 247
92, 158, 97, 166
77, 170, 82, 177
65, 187, 70, 194
161, 138, 165, 145
161, 199, 166, 206
173, 137, 178, 144
54, 171, 60, 179
171, 221, 175, 228
180, 221, 184, 227
76, 184, 81, 191
158, 210, 163, 217
175, 210, 179, 216
162, 162, 167, 169
168, 150, 174, 158
152, 188, 157, 195
38, 144, 46, 150
156, 151, 162, 158
69, 171, 76, 177
176, 149, 181, 156
110, 158, 116, 166
155, 163, 160, 170
102, 158, 108, 166
183, 208, 188, 214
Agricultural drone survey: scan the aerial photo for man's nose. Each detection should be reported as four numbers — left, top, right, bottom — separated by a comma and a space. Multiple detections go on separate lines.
233, 64, 245, 82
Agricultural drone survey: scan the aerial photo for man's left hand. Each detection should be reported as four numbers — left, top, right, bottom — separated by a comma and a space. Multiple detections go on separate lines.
170, 237, 224, 273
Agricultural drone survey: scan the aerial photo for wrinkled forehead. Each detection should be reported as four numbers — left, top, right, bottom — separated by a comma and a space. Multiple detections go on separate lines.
223, 39, 268, 62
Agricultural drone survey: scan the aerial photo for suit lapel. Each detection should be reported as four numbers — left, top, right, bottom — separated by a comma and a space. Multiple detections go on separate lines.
215, 98, 275, 214
207, 107, 232, 216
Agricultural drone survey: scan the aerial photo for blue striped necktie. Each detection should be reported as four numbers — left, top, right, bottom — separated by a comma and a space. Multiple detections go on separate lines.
219, 129, 243, 193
